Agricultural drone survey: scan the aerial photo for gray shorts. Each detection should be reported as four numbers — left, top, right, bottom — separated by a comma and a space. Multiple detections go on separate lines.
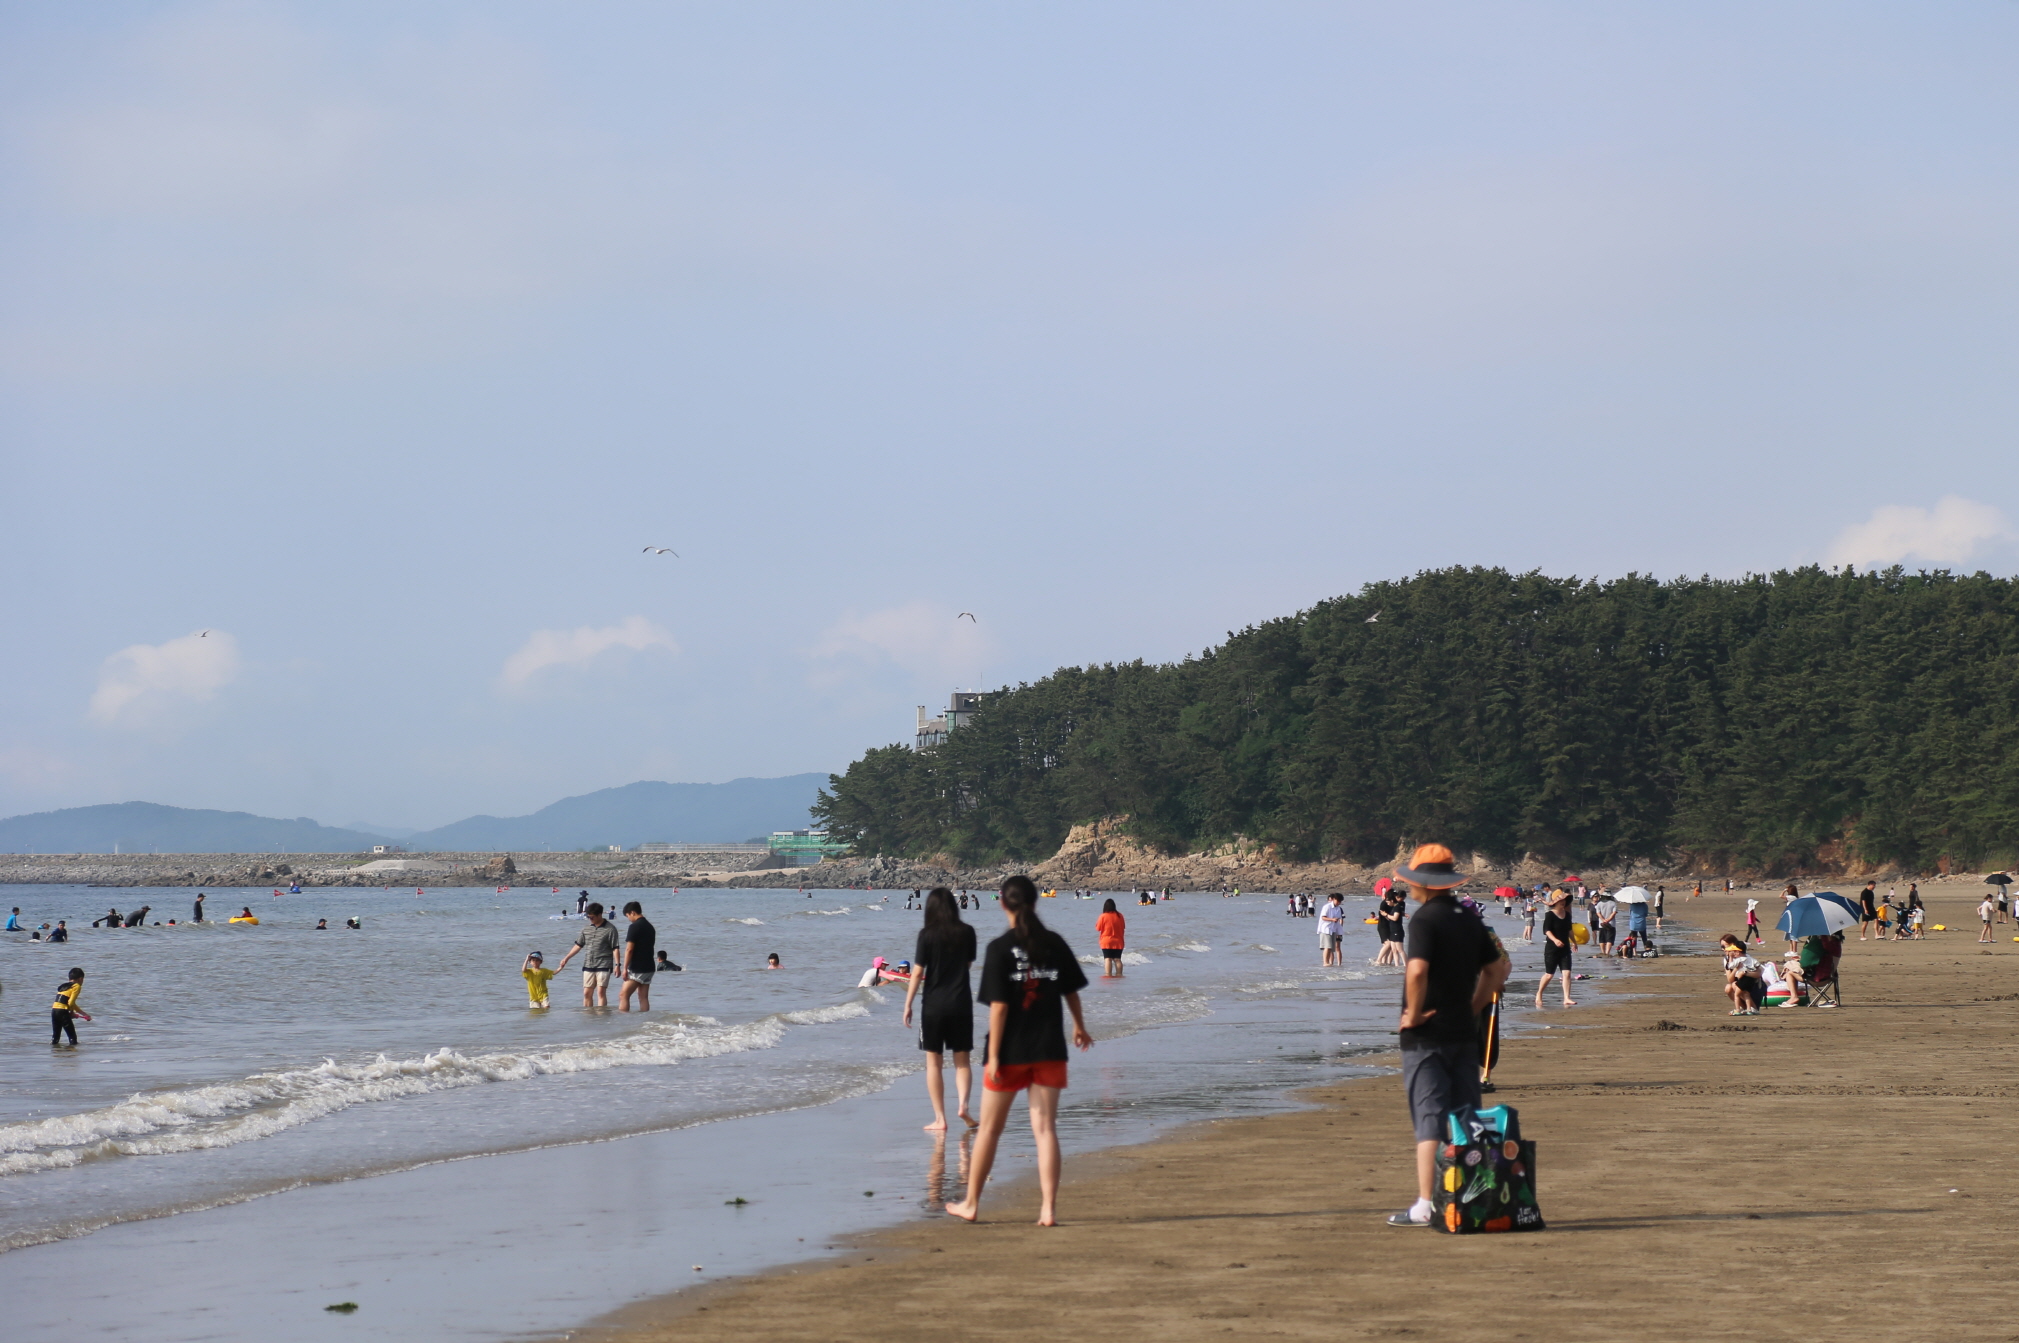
625, 969, 654, 985
1401, 1039, 1483, 1142
1319, 933, 1342, 950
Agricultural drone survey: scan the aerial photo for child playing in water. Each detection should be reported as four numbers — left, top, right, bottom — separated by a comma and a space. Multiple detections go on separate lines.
522, 952, 557, 1008
52, 967, 90, 1046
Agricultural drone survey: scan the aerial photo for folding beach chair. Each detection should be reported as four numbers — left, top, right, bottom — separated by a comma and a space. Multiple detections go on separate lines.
1806, 968, 1841, 1007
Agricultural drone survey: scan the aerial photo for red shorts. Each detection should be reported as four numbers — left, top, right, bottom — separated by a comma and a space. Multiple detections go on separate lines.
984, 1060, 1068, 1093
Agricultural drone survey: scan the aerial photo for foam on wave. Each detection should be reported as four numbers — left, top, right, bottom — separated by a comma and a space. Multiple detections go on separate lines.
0, 1003, 868, 1179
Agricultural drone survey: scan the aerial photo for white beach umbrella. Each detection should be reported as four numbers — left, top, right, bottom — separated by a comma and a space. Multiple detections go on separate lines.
1612, 886, 1651, 904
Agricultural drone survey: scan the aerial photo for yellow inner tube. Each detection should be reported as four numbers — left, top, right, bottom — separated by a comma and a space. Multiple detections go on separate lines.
228, 916, 260, 925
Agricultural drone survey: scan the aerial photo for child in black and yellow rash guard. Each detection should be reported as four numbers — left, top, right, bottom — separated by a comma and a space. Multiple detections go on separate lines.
51, 967, 90, 1047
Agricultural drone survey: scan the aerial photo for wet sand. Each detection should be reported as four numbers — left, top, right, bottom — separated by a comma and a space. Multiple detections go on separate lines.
583, 889, 2019, 1342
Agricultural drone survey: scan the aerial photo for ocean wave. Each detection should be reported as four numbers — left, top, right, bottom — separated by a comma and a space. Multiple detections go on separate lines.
1076, 951, 1151, 966
804, 908, 851, 916
0, 1003, 867, 1179
727, 918, 765, 925
1167, 941, 1211, 953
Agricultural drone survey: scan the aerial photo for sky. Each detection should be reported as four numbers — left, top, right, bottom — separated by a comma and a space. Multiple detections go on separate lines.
4, 2, 2018, 829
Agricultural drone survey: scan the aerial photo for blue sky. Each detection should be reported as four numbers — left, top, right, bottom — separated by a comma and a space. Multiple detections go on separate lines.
4, 2, 2017, 829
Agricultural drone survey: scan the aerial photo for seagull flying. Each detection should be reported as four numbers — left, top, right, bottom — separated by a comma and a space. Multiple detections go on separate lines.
1364, 611, 1380, 624
957, 612, 976, 622
198, 630, 210, 637
642, 547, 680, 557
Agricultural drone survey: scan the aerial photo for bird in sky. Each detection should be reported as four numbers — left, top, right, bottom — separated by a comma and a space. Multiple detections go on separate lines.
1364, 611, 1380, 624
642, 547, 679, 557
198, 630, 209, 637
957, 612, 977, 622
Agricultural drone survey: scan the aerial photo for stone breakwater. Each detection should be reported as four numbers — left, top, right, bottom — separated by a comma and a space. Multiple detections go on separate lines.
0, 851, 810, 890
0, 822, 1954, 894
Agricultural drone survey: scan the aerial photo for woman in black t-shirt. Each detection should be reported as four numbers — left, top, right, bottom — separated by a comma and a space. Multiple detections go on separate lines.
1534, 890, 1577, 1009
903, 887, 979, 1132
945, 875, 1092, 1227
1375, 892, 1407, 966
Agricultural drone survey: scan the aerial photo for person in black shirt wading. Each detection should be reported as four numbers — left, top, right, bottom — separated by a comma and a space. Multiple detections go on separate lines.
903, 887, 980, 1132
1386, 844, 1510, 1228
617, 901, 656, 1012
946, 875, 1093, 1227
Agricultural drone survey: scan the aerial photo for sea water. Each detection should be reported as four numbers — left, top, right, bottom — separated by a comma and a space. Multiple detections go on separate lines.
0, 885, 1595, 1337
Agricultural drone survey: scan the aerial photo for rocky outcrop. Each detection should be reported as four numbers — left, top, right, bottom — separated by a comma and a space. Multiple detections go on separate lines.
475, 855, 518, 881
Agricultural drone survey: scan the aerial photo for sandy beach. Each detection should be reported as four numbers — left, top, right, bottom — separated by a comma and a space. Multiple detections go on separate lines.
582, 888, 2019, 1343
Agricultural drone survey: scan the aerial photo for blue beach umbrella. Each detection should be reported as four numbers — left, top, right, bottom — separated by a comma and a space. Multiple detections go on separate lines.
1776, 894, 1859, 939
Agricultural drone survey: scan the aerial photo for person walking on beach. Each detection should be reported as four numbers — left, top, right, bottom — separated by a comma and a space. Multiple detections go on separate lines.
1095, 898, 1127, 977
1593, 890, 1618, 956
945, 875, 1092, 1227
1385, 845, 1510, 1227
553, 902, 619, 1008
1535, 891, 1576, 1008
1520, 895, 1536, 943
618, 901, 656, 1011
1318, 892, 1347, 965
1652, 886, 1666, 931
1859, 882, 1878, 940
51, 967, 90, 1047
1744, 898, 1762, 945
1980, 894, 1996, 943
904, 887, 979, 1132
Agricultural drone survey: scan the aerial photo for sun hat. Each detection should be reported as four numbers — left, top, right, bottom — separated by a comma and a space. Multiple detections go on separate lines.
1394, 843, 1468, 890
872, 956, 886, 967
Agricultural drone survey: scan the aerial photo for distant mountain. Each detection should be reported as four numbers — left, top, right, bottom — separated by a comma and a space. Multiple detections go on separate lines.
0, 775, 831, 855
0, 802, 391, 855
405, 776, 828, 851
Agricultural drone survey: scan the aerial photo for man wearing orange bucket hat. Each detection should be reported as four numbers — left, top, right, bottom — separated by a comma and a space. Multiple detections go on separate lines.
1385, 843, 1510, 1228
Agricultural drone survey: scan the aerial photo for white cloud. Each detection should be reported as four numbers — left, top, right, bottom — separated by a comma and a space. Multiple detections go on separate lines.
808, 602, 996, 691
1825, 496, 2013, 570
499, 617, 678, 689
89, 630, 241, 726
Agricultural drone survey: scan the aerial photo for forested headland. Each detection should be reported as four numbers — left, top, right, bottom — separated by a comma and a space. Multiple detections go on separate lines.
812, 567, 2019, 875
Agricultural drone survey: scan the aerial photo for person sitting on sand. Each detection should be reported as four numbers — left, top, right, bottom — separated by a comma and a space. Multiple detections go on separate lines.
1720, 936, 1763, 1015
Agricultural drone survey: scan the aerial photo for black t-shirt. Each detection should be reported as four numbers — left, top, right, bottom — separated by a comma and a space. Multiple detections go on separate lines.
1378, 895, 1406, 941
1860, 890, 1878, 917
1400, 894, 1503, 1046
623, 917, 656, 972
977, 929, 1090, 1064
1542, 910, 1572, 948
914, 923, 978, 1015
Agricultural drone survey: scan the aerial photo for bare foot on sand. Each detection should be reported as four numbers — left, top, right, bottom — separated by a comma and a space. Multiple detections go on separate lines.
945, 1200, 979, 1222
924, 1119, 948, 1131
1562, 998, 1577, 1006
959, 1111, 979, 1128
1036, 1210, 1058, 1226
1532, 995, 1544, 1009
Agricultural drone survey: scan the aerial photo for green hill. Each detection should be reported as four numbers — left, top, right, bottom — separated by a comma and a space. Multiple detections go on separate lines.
813, 566, 2019, 874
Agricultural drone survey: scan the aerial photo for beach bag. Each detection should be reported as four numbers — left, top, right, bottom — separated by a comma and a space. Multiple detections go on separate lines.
1433, 1105, 1545, 1234
1570, 923, 1590, 945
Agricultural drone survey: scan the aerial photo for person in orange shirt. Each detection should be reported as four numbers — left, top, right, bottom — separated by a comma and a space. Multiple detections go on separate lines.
1095, 899, 1127, 978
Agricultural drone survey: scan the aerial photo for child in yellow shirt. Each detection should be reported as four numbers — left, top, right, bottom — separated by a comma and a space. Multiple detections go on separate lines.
522, 952, 557, 1009
52, 967, 91, 1047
